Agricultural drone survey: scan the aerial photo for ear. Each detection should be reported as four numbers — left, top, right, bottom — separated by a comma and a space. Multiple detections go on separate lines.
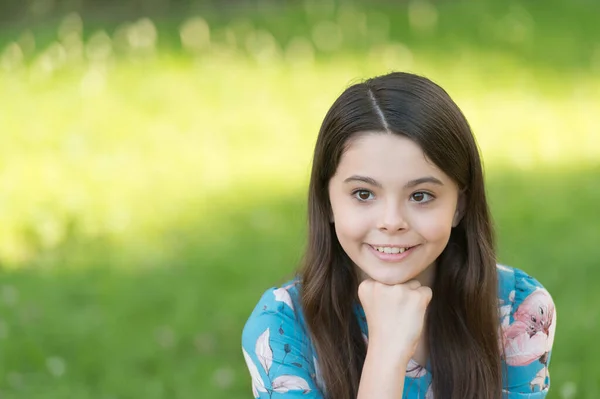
452, 191, 466, 228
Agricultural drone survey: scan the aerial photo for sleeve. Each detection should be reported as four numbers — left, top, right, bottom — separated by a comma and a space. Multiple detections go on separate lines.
500, 268, 557, 398
241, 287, 325, 398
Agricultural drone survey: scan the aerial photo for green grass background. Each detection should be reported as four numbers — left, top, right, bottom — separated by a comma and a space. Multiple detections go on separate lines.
0, 0, 598, 398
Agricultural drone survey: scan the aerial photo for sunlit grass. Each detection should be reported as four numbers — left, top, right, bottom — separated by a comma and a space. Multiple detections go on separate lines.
0, 49, 598, 267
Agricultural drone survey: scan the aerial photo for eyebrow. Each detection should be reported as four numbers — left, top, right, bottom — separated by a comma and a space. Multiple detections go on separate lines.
343, 175, 444, 189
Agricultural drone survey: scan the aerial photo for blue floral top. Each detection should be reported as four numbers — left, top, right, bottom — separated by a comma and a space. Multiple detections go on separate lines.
242, 265, 556, 398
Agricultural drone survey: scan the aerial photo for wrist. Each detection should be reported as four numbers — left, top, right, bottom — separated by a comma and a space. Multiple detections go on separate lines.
366, 340, 412, 370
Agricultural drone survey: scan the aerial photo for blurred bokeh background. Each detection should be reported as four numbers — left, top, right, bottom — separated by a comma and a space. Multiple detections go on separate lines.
0, 0, 598, 398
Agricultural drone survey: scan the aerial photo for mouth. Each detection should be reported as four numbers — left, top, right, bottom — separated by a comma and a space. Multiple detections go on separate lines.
367, 244, 420, 261
369, 244, 418, 254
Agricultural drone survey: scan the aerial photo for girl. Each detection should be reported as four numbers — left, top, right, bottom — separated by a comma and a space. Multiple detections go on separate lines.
241, 72, 556, 399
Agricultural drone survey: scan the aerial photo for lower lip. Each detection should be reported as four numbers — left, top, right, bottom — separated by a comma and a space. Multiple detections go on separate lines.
367, 244, 419, 262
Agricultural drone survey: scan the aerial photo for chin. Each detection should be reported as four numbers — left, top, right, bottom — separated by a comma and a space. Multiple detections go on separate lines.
367, 270, 411, 285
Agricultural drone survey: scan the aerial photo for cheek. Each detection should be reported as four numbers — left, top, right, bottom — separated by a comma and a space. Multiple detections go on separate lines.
332, 203, 372, 242
412, 209, 454, 242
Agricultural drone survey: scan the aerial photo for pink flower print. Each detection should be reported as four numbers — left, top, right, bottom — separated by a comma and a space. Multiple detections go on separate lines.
405, 359, 427, 379
502, 289, 556, 366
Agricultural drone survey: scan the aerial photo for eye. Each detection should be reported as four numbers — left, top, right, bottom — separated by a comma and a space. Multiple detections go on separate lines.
410, 191, 434, 203
352, 189, 374, 202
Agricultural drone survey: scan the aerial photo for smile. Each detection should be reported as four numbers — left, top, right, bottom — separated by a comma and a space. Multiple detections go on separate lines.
367, 244, 419, 261
373, 246, 412, 254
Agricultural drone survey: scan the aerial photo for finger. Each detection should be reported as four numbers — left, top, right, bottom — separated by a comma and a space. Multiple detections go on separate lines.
417, 286, 433, 303
405, 280, 422, 290
357, 279, 374, 301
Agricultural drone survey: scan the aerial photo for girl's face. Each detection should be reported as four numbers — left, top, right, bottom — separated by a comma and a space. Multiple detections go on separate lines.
328, 133, 462, 286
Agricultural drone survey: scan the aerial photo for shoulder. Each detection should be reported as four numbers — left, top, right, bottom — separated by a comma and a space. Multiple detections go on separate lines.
496, 264, 556, 396
496, 264, 556, 333
241, 280, 325, 397
242, 279, 306, 342
496, 264, 552, 302
243, 279, 303, 324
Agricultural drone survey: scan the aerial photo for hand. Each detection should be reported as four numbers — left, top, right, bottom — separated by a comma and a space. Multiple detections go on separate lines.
358, 279, 432, 365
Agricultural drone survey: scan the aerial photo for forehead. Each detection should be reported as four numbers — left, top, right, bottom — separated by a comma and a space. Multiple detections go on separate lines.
335, 132, 446, 180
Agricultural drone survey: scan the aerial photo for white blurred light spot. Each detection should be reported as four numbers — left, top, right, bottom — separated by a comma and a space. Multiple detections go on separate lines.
46, 356, 66, 377
155, 326, 176, 348
58, 12, 83, 40
1, 285, 19, 306
0, 43, 24, 71
408, 0, 438, 33
113, 23, 131, 53
180, 17, 211, 54
107, 207, 131, 233
35, 215, 64, 250
80, 67, 107, 97
250, 207, 277, 232
46, 42, 67, 68
62, 31, 84, 63
127, 18, 158, 52
32, 42, 67, 78
63, 132, 88, 159
561, 381, 577, 399
378, 43, 414, 70
224, 27, 237, 48
312, 21, 343, 52
194, 332, 216, 354
213, 367, 235, 389
285, 36, 315, 67
501, 5, 534, 44
86, 30, 113, 62
30, 0, 54, 17
6, 372, 23, 389
245, 29, 280, 63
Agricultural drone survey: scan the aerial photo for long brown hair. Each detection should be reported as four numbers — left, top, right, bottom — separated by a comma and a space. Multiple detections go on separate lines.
300, 72, 502, 399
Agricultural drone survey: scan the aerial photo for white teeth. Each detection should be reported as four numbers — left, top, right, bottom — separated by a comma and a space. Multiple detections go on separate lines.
375, 246, 408, 254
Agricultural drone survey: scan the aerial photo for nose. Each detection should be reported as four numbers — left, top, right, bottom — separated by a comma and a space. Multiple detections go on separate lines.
378, 201, 408, 232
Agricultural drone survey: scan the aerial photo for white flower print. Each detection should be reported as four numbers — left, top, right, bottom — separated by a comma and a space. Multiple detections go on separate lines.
256, 328, 273, 374
273, 288, 295, 311
242, 347, 267, 398
313, 356, 326, 393
272, 375, 311, 393
530, 366, 549, 392
405, 359, 427, 379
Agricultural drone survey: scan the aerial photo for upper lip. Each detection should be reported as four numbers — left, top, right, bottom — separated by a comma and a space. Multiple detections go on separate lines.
369, 244, 418, 248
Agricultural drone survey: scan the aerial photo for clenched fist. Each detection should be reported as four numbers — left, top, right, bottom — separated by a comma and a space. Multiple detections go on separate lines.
358, 279, 433, 365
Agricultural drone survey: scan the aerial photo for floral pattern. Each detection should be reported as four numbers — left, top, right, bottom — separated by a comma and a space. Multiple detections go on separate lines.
242, 265, 555, 398
242, 327, 312, 398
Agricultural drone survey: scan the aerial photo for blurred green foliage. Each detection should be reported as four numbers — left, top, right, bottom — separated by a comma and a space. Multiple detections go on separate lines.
0, 0, 598, 398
